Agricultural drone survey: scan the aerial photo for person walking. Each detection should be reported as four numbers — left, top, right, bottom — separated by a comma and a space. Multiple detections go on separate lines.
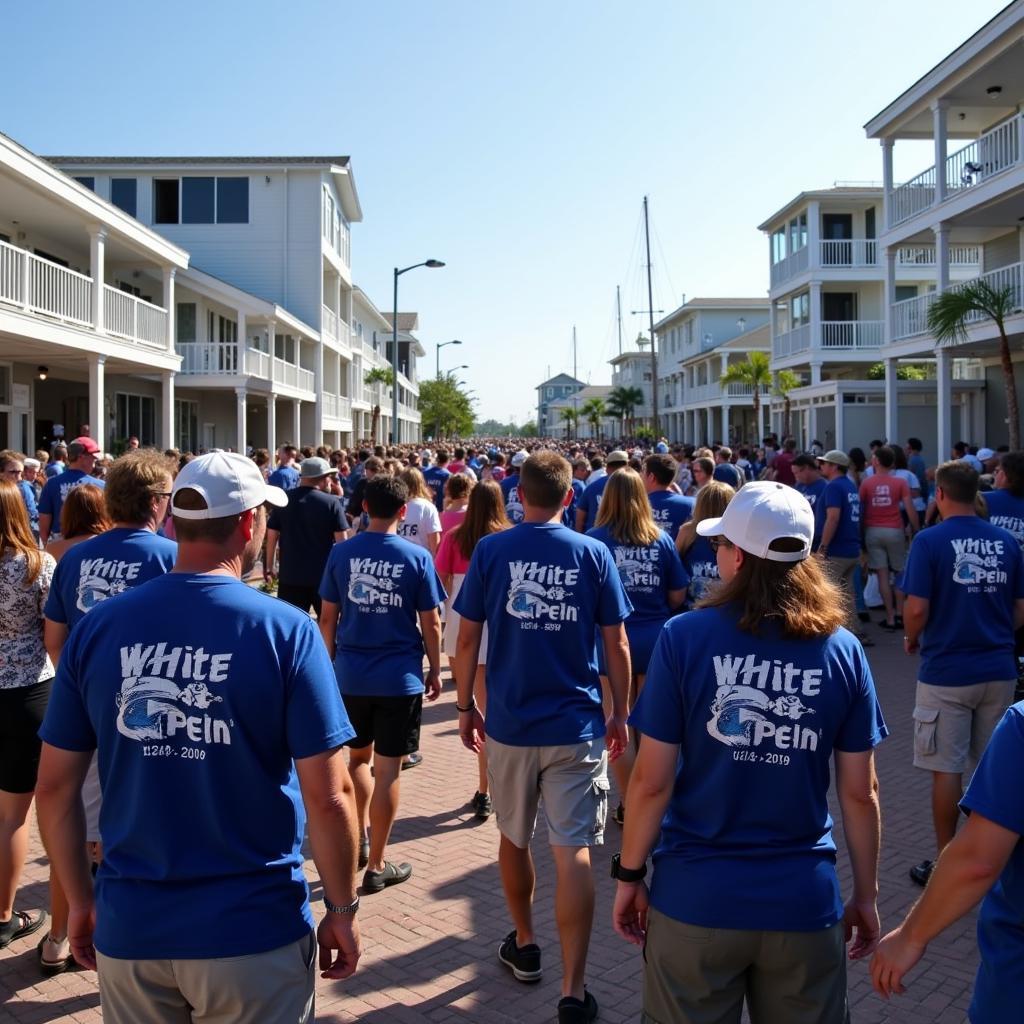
901, 460, 1024, 888
575, 449, 629, 533
613, 481, 886, 1024
318, 474, 445, 891
675, 481, 734, 609
268, 444, 301, 491
985, 450, 1024, 551
35, 451, 362, 1023
397, 467, 443, 557
643, 454, 694, 543
454, 451, 633, 1024
37, 437, 104, 545
265, 456, 349, 616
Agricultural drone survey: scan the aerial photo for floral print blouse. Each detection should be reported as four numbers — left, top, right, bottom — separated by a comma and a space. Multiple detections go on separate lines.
0, 550, 56, 689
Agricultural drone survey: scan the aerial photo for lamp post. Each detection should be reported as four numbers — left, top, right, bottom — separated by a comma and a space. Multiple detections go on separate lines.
393, 260, 445, 444
436, 339, 463, 379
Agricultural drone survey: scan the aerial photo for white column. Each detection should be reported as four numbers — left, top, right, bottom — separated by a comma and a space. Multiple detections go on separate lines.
267, 393, 277, 451
933, 100, 949, 204
334, 273, 342, 319
935, 223, 951, 293
834, 401, 845, 451
237, 311, 247, 370
810, 361, 822, 385
808, 405, 818, 447
810, 281, 822, 350
936, 347, 952, 461
884, 247, 897, 344
162, 267, 176, 352
88, 355, 105, 450
89, 229, 107, 333
161, 371, 174, 450
292, 399, 302, 447
884, 357, 899, 443
722, 404, 731, 444
807, 200, 821, 270
235, 387, 247, 454
881, 139, 894, 230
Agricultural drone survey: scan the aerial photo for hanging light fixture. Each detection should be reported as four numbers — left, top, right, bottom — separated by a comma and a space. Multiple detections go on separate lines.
37, 365, 48, 380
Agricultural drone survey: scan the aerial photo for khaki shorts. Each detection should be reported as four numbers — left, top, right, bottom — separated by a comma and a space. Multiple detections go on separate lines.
642, 908, 848, 1024
97, 931, 316, 1024
486, 736, 609, 848
864, 526, 906, 571
913, 680, 1016, 775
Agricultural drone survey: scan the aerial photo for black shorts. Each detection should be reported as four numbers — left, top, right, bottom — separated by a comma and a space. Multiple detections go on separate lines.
0, 678, 53, 794
342, 693, 422, 759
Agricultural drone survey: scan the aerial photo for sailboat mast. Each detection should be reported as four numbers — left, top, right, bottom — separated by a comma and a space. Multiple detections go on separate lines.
644, 196, 658, 438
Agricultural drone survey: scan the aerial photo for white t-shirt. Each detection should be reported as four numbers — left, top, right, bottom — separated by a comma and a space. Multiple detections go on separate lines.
397, 497, 442, 549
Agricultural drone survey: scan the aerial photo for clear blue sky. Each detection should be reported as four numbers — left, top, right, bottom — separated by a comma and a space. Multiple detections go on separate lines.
5, 0, 1009, 424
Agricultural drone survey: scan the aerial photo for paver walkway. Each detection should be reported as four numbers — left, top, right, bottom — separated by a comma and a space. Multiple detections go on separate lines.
1, 627, 979, 1022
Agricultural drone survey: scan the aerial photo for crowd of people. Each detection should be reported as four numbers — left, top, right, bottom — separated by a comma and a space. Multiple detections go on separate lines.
1, 425, 1024, 1024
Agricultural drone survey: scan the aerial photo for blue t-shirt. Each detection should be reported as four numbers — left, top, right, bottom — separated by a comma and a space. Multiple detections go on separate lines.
713, 463, 744, 490
985, 489, 1024, 551
501, 473, 525, 525
579, 475, 611, 532
453, 522, 633, 746
908, 453, 929, 502
647, 490, 694, 543
960, 703, 1024, 1023
797, 478, 828, 548
45, 528, 178, 629
319, 531, 446, 696
37, 469, 104, 529
562, 478, 585, 528
267, 465, 300, 491
18, 480, 39, 536
817, 475, 861, 558
902, 516, 1024, 686
680, 535, 719, 609
46, 460, 65, 479
630, 607, 887, 931
38, 573, 353, 960
423, 465, 452, 511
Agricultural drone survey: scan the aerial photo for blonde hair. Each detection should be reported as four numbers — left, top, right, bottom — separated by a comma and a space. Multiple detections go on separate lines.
677, 480, 734, 555
398, 466, 433, 501
595, 469, 660, 546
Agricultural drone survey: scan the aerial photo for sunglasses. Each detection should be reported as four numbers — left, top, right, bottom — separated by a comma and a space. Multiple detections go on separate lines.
708, 537, 734, 552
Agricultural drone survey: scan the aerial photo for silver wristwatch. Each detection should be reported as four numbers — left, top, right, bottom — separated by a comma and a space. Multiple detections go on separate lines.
323, 895, 360, 915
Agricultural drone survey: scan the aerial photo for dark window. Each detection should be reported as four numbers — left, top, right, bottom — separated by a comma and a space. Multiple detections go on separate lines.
182, 177, 215, 224
74, 176, 95, 191
177, 303, 197, 343
154, 179, 179, 224
111, 178, 137, 217
216, 178, 249, 223
34, 249, 69, 268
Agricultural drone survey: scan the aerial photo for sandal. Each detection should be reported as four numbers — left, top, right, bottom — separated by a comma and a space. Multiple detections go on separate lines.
0, 909, 47, 948
38, 933, 77, 976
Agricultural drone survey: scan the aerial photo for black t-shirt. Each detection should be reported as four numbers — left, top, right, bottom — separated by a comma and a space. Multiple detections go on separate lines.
267, 487, 347, 586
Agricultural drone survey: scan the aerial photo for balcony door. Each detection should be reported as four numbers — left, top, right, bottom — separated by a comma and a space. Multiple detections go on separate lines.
821, 214, 853, 266
823, 292, 857, 322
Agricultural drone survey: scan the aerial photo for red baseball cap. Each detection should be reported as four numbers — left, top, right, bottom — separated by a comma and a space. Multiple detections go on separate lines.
69, 436, 100, 454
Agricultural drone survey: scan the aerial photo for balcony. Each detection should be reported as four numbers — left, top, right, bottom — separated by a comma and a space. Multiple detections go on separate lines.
321, 304, 352, 355
176, 343, 315, 392
322, 392, 353, 422
0, 239, 168, 350
272, 356, 315, 393
685, 381, 757, 405
891, 262, 1024, 342
773, 321, 884, 359
890, 113, 1024, 228
770, 246, 810, 287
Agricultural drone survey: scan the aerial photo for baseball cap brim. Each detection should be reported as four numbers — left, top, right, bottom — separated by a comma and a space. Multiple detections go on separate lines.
696, 516, 726, 538
264, 485, 289, 507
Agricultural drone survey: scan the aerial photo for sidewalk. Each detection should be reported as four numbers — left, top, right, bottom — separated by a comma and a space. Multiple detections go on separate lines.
0, 626, 977, 1023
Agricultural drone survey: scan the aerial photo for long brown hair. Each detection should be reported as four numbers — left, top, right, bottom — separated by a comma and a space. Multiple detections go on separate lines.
398, 467, 434, 502
454, 480, 510, 561
701, 541, 846, 639
0, 480, 44, 583
677, 481, 734, 555
595, 469, 660, 546
60, 483, 112, 540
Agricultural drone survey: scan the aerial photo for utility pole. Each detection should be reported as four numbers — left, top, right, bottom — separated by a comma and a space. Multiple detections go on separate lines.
643, 196, 658, 439
616, 285, 623, 356
572, 325, 579, 439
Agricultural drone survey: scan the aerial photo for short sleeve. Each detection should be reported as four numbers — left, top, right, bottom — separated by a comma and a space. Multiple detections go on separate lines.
423, 502, 441, 536
285, 619, 355, 760
267, 505, 283, 532
318, 548, 342, 603
833, 644, 889, 752
42, 556, 66, 623
38, 626, 96, 752
38, 482, 54, 516
662, 536, 688, 591
416, 555, 447, 612
453, 544, 487, 622
961, 707, 1024, 836
594, 545, 634, 626
435, 532, 455, 575
629, 627, 685, 744
901, 533, 934, 600
331, 498, 347, 534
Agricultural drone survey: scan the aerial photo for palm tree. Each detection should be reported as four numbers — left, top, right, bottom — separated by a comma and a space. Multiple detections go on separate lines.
605, 390, 628, 439
773, 370, 802, 441
927, 280, 1021, 449
364, 366, 394, 444
720, 351, 772, 444
581, 398, 607, 441
608, 385, 644, 437
560, 406, 579, 441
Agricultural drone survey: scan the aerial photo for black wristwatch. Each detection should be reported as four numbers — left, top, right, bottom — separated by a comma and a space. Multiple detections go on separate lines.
323, 894, 360, 915
610, 853, 647, 883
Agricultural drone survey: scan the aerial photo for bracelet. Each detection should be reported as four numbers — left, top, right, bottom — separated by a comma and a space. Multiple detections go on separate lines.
456, 699, 476, 713
324, 894, 360, 915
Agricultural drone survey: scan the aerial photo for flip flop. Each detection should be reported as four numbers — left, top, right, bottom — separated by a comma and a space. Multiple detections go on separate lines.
0, 909, 47, 948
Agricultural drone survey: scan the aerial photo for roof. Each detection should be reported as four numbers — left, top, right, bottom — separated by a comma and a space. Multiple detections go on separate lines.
351, 286, 393, 330
382, 312, 420, 332
757, 186, 883, 231
537, 373, 585, 389
608, 349, 652, 366
654, 297, 769, 332
546, 385, 614, 409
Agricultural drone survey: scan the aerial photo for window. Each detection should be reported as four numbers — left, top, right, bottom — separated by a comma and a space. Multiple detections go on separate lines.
216, 178, 248, 223
74, 176, 95, 191
771, 228, 787, 264
790, 292, 810, 328
111, 178, 137, 217
207, 311, 238, 345
275, 333, 296, 363
116, 393, 155, 446
182, 177, 215, 224
789, 213, 808, 253
174, 399, 198, 453
177, 303, 197, 344
154, 179, 179, 224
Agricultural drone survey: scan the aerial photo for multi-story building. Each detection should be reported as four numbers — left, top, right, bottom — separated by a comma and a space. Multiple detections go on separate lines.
536, 373, 584, 436
654, 298, 770, 444
383, 311, 423, 444
864, 0, 1024, 457
760, 187, 983, 449
546, 385, 616, 441
0, 131, 188, 453
607, 346, 653, 431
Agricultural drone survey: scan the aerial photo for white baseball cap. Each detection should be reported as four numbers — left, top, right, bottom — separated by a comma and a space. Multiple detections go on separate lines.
697, 481, 813, 563
172, 451, 288, 520
511, 449, 529, 467
977, 447, 996, 462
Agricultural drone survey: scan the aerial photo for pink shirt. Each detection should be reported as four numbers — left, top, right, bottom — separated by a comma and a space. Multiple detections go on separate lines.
435, 530, 471, 575
859, 473, 910, 529
440, 506, 467, 535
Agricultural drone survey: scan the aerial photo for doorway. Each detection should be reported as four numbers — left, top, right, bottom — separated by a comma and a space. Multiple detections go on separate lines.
821, 214, 853, 265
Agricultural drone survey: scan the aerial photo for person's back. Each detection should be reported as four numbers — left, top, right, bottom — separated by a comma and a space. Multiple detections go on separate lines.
268, 463, 300, 491
772, 445, 796, 486
38, 438, 104, 542
859, 468, 909, 528
987, 452, 1024, 551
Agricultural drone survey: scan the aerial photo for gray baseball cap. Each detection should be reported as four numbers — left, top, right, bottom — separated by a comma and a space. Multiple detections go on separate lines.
299, 456, 337, 478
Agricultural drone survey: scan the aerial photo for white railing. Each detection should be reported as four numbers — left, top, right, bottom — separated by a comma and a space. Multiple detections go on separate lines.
337, 395, 352, 419
950, 262, 1024, 330
819, 239, 877, 267
772, 323, 812, 358
890, 166, 936, 227
820, 320, 885, 349
323, 392, 339, 419
272, 357, 297, 390
322, 304, 340, 343
0, 241, 26, 306
27, 251, 93, 327
246, 347, 271, 377
177, 342, 241, 374
896, 245, 981, 267
769, 245, 810, 287
103, 286, 167, 349
297, 366, 315, 392
685, 381, 757, 405
891, 292, 938, 340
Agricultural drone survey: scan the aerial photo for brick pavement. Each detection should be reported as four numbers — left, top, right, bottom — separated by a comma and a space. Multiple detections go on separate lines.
1, 625, 980, 1023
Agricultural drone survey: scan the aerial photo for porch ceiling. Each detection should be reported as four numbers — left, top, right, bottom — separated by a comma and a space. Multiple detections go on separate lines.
0, 331, 162, 377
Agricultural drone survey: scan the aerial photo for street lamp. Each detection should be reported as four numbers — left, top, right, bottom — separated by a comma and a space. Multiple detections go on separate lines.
393, 260, 445, 444
436, 339, 463, 378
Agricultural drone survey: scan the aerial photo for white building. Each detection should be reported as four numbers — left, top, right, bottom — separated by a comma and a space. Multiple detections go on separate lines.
760, 186, 983, 450
546, 385, 616, 441
654, 298, 770, 444
865, 0, 1024, 456
607, 347, 653, 431
0, 131, 188, 454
